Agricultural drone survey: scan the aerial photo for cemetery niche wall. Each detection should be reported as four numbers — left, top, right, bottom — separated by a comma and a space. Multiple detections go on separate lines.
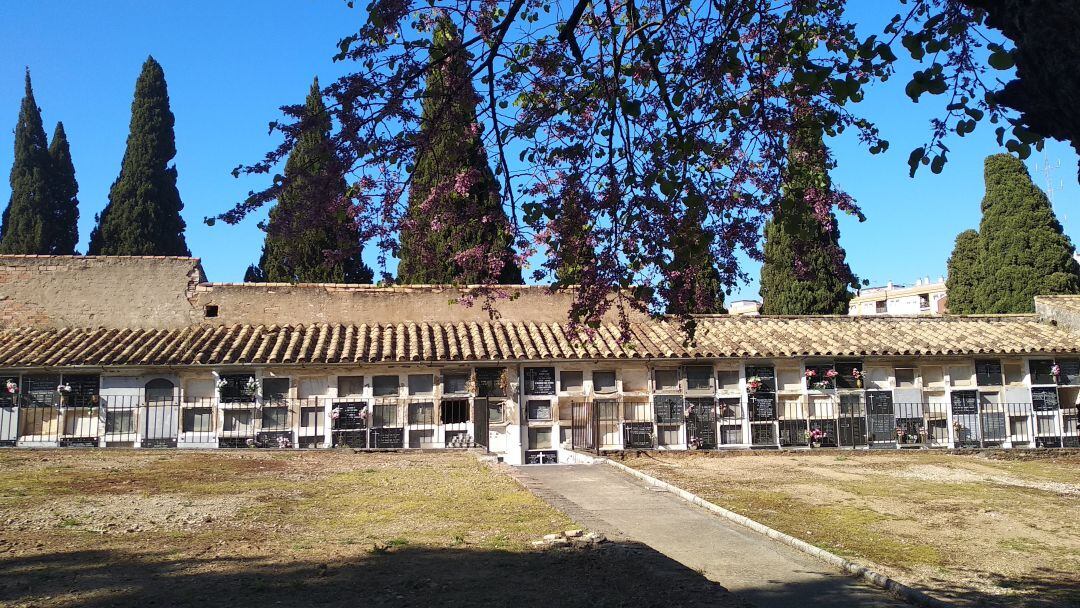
0, 256, 1078, 462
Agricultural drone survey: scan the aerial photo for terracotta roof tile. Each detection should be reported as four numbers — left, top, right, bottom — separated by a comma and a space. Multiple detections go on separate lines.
0, 315, 1076, 368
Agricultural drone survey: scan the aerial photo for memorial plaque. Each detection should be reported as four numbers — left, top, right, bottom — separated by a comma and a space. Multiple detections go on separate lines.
332, 430, 367, 448
1032, 387, 1060, 411
333, 401, 367, 430
951, 391, 978, 414
975, 360, 1003, 386
749, 393, 776, 421
653, 395, 684, 424
475, 368, 506, 397
372, 427, 404, 448
525, 450, 559, 464
866, 391, 895, 446
141, 438, 177, 449
745, 366, 776, 392
623, 422, 654, 448
524, 367, 556, 395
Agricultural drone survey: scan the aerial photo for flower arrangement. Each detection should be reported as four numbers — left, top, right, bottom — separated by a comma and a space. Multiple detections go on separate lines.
245, 377, 259, 394
688, 437, 704, 450
1051, 363, 1062, 380
952, 420, 964, 433
895, 426, 906, 441
850, 368, 863, 387
804, 369, 817, 379
56, 383, 72, 394
276, 436, 292, 449
802, 428, 825, 446
746, 376, 762, 393
825, 369, 838, 380
5, 379, 18, 394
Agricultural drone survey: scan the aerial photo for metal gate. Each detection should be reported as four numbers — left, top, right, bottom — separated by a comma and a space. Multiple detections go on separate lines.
472, 397, 489, 450
570, 400, 595, 452
866, 391, 895, 448
685, 397, 717, 449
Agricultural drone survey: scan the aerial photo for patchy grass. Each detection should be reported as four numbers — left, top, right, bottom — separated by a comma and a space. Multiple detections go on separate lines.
0, 450, 745, 608
620, 450, 1080, 608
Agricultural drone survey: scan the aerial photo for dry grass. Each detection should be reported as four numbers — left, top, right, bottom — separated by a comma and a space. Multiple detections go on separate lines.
621, 450, 1080, 608
0, 449, 743, 608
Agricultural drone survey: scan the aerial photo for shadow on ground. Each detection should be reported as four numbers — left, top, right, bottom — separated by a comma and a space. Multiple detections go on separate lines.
0, 542, 750, 608
1, 542, 1076, 608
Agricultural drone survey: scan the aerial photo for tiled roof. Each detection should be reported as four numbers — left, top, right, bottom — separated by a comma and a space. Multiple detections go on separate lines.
0, 315, 1075, 368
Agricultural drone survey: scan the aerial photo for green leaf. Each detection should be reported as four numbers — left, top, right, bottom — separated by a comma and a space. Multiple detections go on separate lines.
988, 50, 1015, 71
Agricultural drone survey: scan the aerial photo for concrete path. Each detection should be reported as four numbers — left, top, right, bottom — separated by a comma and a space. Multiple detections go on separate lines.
515, 464, 907, 608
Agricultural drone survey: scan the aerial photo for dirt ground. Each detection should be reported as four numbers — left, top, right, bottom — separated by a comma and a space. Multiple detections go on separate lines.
621, 450, 1080, 608
0, 449, 745, 608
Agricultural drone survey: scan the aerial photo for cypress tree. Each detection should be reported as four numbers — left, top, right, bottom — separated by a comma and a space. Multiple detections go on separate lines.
88, 56, 190, 256
759, 121, 857, 315
665, 202, 726, 315
396, 17, 521, 285
950, 154, 1080, 313
248, 78, 373, 284
48, 122, 79, 254
945, 229, 982, 314
0, 70, 55, 254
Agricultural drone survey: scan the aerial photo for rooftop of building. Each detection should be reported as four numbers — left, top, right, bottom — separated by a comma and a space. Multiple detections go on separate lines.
0, 255, 1076, 366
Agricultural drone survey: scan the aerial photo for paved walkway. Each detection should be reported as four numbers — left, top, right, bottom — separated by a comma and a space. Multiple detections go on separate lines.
515, 464, 907, 608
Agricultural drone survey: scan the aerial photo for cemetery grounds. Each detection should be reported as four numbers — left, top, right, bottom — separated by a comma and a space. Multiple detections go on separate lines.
0, 450, 743, 608
622, 450, 1080, 608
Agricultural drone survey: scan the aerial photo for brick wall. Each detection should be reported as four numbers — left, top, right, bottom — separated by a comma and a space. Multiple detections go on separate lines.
0, 256, 204, 329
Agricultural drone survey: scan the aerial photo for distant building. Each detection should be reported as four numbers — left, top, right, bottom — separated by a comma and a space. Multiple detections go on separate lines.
727, 300, 761, 316
849, 277, 947, 316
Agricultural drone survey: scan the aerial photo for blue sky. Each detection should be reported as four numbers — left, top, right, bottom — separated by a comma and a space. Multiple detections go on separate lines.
1, 2, 1077, 301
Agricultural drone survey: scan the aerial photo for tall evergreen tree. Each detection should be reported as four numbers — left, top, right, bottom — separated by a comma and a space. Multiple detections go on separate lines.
664, 202, 726, 315
0, 70, 56, 254
944, 229, 982, 314
88, 56, 190, 256
247, 78, 373, 284
396, 17, 521, 284
759, 120, 857, 315
947, 154, 1080, 313
47, 122, 79, 254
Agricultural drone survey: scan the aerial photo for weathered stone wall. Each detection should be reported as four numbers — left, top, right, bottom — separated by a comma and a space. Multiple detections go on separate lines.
0, 256, 204, 329
191, 283, 600, 325
1035, 295, 1080, 335
0, 255, 628, 329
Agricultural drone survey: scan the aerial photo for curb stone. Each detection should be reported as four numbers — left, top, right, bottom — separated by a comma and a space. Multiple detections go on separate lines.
602, 457, 951, 608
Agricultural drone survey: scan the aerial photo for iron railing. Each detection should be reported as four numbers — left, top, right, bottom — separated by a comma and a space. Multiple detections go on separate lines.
568, 398, 1079, 452
0, 395, 489, 449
